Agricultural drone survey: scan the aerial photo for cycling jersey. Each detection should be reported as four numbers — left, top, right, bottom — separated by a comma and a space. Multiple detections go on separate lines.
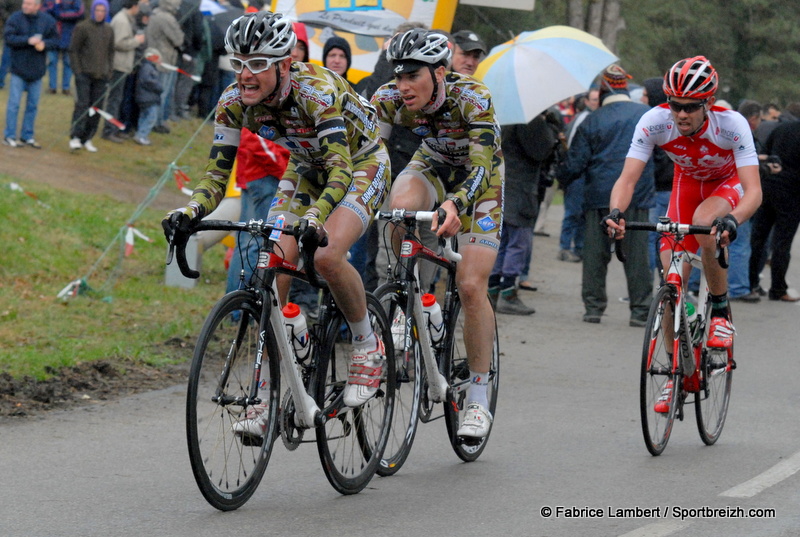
627, 104, 759, 180
189, 62, 386, 224
628, 104, 759, 253
371, 71, 503, 214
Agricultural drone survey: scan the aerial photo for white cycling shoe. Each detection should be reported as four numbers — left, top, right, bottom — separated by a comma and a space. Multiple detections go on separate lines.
457, 402, 493, 438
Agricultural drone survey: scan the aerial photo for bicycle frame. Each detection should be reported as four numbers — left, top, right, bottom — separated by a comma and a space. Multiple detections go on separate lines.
383, 209, 461, 403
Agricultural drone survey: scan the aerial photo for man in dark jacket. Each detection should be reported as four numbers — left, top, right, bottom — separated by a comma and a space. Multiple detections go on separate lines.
559, 65, 655, 326
488, 114, 558, 315
67, 0, 114, 152
3, 0, 57, 147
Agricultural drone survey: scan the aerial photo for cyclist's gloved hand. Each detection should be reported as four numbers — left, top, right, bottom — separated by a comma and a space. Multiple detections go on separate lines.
294, 212, 325, 249
162, 202, 201, 242
600, 208, 625, 235
712, 214, 738, 242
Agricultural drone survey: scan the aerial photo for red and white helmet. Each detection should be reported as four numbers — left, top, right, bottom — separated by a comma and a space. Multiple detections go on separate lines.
662, 56, 718, 99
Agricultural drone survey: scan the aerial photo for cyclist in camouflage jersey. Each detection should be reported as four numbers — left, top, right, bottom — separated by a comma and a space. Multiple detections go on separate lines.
162, 12, 392, 423
372, 29, 504, 439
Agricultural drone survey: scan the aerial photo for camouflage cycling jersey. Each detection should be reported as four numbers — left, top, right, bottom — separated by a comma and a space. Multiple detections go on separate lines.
371, 71, 503, 214
189, 62, 386, 224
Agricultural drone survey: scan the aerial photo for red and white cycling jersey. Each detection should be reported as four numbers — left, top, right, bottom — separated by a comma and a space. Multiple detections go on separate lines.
627, 104, 758, 180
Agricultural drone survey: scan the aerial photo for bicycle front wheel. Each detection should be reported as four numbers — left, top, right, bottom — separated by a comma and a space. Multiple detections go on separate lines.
374, 282, 421, 476
186, 291, 280, 511
314, 293, 395, 494
442, 298, 499, 462
640, 285, 679, 456
695, 313, 733, 445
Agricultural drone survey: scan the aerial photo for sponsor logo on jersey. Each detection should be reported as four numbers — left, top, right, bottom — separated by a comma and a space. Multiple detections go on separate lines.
287, 127, 314, 135
214, 133, 225, 141
360, 163, 387, 208
716, 127, 741, 142
476, 216, 496, 232
255, 115, 275, 123
413, 126, 432, 137
460, 88, 489, 111
257, 126, 278, 140
343, 100, 375, 131
479, 238, 498, 248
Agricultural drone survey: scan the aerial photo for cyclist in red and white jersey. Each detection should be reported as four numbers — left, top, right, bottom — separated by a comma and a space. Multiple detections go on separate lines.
605, 56, 762, 349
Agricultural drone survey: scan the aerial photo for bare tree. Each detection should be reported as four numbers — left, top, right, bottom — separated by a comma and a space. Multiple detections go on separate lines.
567, 0, 624, 52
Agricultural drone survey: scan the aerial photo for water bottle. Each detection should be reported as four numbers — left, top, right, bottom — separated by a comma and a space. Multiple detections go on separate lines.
283, 302, 311, 360
685, 301, 700, 344
421, 293, 445, 343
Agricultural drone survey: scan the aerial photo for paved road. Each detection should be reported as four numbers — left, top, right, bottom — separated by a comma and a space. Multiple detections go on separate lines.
2, 206, 799, 537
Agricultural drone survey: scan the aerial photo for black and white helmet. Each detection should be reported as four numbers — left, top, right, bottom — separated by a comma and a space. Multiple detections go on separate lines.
224, 11, 296, 56
386, 29, 451, 70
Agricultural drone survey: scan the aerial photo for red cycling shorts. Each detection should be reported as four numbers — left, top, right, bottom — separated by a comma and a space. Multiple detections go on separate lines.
664, 171, 743, 254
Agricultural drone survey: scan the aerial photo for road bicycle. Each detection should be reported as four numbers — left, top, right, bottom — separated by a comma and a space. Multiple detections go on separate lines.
621, 217, 735, 456
167, 219, 395, 510
372, 209, 499, 475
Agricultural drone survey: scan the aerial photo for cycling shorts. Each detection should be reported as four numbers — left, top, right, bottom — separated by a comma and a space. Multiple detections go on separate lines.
267, 145, 390, 235
400, 150, 504, 252
664, 171, 743, 254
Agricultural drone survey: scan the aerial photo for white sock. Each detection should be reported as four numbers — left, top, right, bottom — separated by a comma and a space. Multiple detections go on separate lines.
467, 370, 489, 408
349, 315, 376, 349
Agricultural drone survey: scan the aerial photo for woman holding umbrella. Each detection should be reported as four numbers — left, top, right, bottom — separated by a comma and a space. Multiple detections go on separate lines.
371, 29, 504, 439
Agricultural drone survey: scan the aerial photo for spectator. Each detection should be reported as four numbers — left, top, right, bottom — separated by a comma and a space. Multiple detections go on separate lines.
749, 120, 800, 302
101, 0, 144, 143
290, 20, 307, 62
144, 0, 182, 134
41, 0, 83, 95
640, 77, 674, 274
450, 29, 486, 77
67, 0, 114, 153
557, 89, 599, 263
322, 35, 351, 83
1, 0, 26, 89
558, 64, 655, 326
171, 0, 203, 120
488, 113, 558, 315
132, 46, 161, 145
3, 0, 57, 148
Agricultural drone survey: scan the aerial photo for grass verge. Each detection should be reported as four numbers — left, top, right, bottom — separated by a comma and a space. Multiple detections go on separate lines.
0, 178, 227, 380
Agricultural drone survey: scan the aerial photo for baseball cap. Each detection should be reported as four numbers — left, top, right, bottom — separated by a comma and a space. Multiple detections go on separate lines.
452, 30, 487, 55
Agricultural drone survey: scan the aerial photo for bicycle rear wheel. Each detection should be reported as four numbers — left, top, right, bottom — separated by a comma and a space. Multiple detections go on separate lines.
640, 285, 680, 456
695, 307, 733, 445
315, 293, 395, 493
442, 298, 499, 462
374, 282, 421, 476
186, 290, 280, 510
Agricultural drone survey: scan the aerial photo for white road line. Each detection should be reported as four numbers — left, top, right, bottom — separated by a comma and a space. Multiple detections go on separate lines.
618, 520, 691, 537
720, 449, 800, 498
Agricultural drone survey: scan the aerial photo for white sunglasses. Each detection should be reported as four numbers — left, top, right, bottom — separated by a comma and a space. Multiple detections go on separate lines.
230, 55, 288, 74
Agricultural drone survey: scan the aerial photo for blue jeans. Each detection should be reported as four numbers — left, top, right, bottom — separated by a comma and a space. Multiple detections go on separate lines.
4, 74, 42, 141
0, 45, 11, 87
135, 104, 159, 140
226, 175, 280, 293
559, 178, 585, 254
157, 70, 177, 126
491, 224, 533, 285
648, 190, 671, 272
47, 50, 72, 91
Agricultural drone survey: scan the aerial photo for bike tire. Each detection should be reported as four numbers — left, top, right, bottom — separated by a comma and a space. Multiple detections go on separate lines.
186, 290, 280, 510
314, 293, 395, 494
640, 285, 680, 456
695, 305, 733, 445
442, 298, 499, 462
374, 282, 422, 476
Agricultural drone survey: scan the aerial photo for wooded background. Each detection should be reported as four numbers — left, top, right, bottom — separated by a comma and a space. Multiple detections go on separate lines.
453, 0, 799, 109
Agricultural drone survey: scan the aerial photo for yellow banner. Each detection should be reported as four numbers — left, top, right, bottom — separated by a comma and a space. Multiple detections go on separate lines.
270, 0, 458, 83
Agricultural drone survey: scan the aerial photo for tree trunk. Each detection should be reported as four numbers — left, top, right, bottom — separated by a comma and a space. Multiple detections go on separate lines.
587, 0, 605, 37
567, 0, 586, 30
601, 0, 624, 52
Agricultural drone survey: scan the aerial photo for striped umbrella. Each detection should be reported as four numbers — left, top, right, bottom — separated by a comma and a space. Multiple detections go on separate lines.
474, 26, 619, 125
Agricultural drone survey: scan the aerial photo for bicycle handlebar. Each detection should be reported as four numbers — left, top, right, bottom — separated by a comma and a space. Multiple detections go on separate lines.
377, 209, 463, 263
166, 219, 328, 281
615, 220, 728, 268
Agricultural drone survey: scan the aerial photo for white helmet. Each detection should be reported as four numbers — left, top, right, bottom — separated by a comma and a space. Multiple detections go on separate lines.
386, 29, 451, 72
224, 11, 296, 56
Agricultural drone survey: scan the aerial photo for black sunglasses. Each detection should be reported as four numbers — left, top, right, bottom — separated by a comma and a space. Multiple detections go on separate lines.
667, 99, 706, 114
